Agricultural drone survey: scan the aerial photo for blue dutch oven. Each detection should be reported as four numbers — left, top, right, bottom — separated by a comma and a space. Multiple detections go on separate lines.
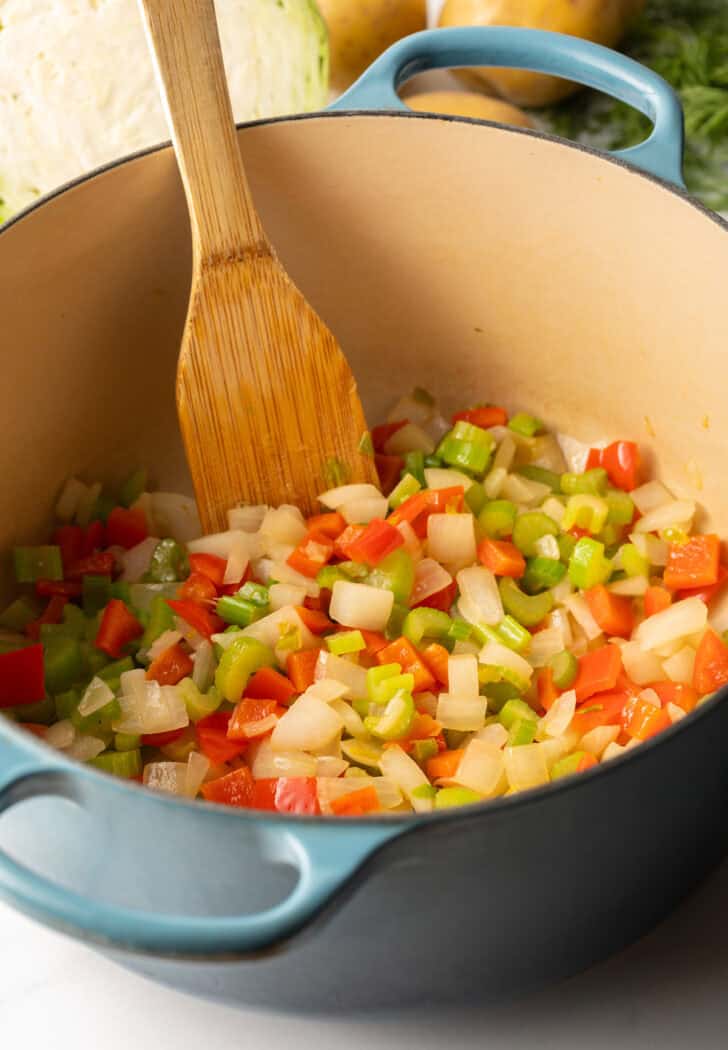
2, 27, 728, 1012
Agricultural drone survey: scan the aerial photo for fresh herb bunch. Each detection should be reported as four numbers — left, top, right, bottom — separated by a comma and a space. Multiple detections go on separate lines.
541, 0, 728, 211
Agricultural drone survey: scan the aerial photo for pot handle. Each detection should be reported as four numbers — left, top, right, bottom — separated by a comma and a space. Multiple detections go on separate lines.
0, 729, 403, 956
329, 27, 685, 187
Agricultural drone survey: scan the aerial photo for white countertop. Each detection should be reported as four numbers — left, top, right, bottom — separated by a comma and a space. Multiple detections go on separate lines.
3, 854, 728, 1049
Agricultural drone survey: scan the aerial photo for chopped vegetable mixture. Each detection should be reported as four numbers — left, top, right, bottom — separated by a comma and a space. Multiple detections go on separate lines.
2, 390, 726, 816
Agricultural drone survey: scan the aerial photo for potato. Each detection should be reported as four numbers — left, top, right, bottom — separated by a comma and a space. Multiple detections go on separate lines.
438, 0, 646, 107
319, 0, 427, 92
405, 90, 533, 127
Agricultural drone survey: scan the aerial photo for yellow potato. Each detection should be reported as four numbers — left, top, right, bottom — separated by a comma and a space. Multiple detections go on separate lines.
319, 0, 427, 92
438, 0, 646, 107
405, 90, 533, 127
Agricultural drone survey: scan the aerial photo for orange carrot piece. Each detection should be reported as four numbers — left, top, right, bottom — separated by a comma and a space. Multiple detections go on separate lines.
376, 636, 436, 693
573, 644, 623, 702
584, 585, 634, 638
647, 680, 698, 713
286, 648, 320, 692
622, 696, 672, 741
425, 748, 464, 781
537, 666, 560, 712
477, 537, 526, 578
420, 642, 450, 688
693, 628, 728, 696
329, 786, 381, 816
644, 585, 672, 618
664, 534, 720, 590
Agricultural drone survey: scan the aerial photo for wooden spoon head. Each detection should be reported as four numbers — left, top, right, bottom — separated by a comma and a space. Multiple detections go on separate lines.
178, 251, 377, 532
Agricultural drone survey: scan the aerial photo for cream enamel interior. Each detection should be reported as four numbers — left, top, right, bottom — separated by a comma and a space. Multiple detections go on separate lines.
1, 113, 728, 600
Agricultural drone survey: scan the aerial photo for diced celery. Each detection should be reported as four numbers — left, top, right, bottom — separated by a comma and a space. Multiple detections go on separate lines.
446, 619, 472, 645
478, 500, 517, 539
146, 538, 188, 583
411, 739, 439, 765
522, 557, 566, 594
437, 422, 495, 475
367, 550, 414, 604
340, 738, 383, 770
403, 451, 426, 487
551, 752, 591, 780
216, 595, 259, 627
358, 431, 374, 456
499, 698, 538, 730
366, 663, 413, 705
214, 637, 275, 702
72, 697, 121, 736
90, 749, 142, 778
388, 473, 421, 509
568, 538, 612, 590
507, 718, 537, 747
9, 694, 56, 725
43, 637, 83, 694
499, 577, 553, 627
140, 595, 175, 651
326, 630, 365, 656
606, 490, 635, 526
119, 468, 148, 508
237, 582, 269, 607
411, 783, 437, 800
435, 786, 482, 809
549, 649, 578, 690
620, 543, 650, 577
424, 455, 442, 469
54, 689, 80, 720
557, 533, 577, 562
512, 512, 559, 558
494, 615, 531, 653
402, 607, 451, 646
508, 413, 543, 437
0, 595, 42, 632
384, 602, 409, 641
13, 545, 63, 583
561, 495, 609, 535
560, 469, 608, 496
364, 690, 415, 740
517, 465, 561, 491
97, 656, 134, 693
114, 732, 141, 752
464, 481, 488, 516
178, 678, 222, 722
483, 681, 522, 710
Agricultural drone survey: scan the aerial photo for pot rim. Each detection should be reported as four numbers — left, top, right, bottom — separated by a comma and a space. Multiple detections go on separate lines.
2, 106, 726, 829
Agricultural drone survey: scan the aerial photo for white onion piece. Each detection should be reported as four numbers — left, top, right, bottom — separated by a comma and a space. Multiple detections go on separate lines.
541, 497, 566, 528
46, 719, 76, 750
538, 689, 576, 738
265, 561, 320, 598
608, 575, 648, 596
227, 505, 267, 532
383, 422, 435, 455
271, 696, 343, 752
473, 723, 508, 749
452, 639, 481, 657
55, 477, 87, 522
188, 529, 253, 560
478, 640, 533, 686
341, 496, 389, 524
504, 744, 550, 790
147, 629, 184, 663
427, 514, 476, 573
120, 536, 160, 582
527, 434, 567, 472
663, 645, 696, 685
527, 627, 564, 668
224, 537, 250, 585
619, 641, 664, 685
379, 745, 434, 813
145, 492, 201, 543
316, 756, 349, 778
602, 741, 628, 762
144, 761, 186, 795
252, 737, 318, 778
547, 608, 573, 647
550, 577, 574, 606
492, 433, 516, 473
483, 466, 507, 500
580, 725, 620, 757
634, 597, 707, 651
234, 606, 315, 651
319, 484, 383, 510
501, 475, 551, 507
631, 480, 674, 514
423, 467, 473, 492
268, 583, 307, 610
425, 412, 452, 443
75, 481, 102, 527
66, 735, 106, 762
329, 700, 369, 740
667, 702, 687, 724
454, 740, 505, 797
78, 676, 115, 717
259, 505, 307, 548
306, 674, 353, 704
540, 736, 572, 771
556, 433, 593, 475
534, 534, 560, 560
411, 558, 452, 606
173, 615, 206, 653
447, 654, 479, 699
185, 751, 210, 798
638, 688, 661, 708
634, 500, 695, 535
564, 594, 603, 642
314, 650, 368, 700
436, 694, 487, 731
113, 679, 189, 735
329, 581, 393, 631
386, 390, 435, 427
317, 776, 403, 812
457, 566, 503, 626
396, 520, 423, 561
629, 532, 669, 566
484, 436, 516, 498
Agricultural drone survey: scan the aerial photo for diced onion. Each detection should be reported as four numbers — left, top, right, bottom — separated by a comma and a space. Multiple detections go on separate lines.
314, 651, 368, 700
252, 737, 318, 778
410, 558, 452, 606
602, 741, 628, 762
304, 679, 350, 704
271, 695, 343, 752
473, 723, 508, 749
188, 529, 254, 560
329, 699, 369, 739
316, 756, 349, 778
265, 560, 320, 598
259, 505, 307, 548
436, 694, 487, 731
329, 581, 393, 631
447, 653, 479, 699
546, 608, 573, 647
638, 688, 661, 708
619, 641, 664, 685
227, 505, 267, 532
383, 422, 435, 456
629, 532, 669, 566
145, 492, 201, 543
268, 583, 307, 610
483, 466, 507, 500
663, 645, 696, 684
66, 735, 106, 762
75, 481, 102, 527
556, 434, 593, 475
634, 597, 707, 651
224, 536, 250, 585
319, 484, 383, 510
527, 627, 565, 668
538, 689, 576, 738
454, 740, 505, 797
113, 679, 189, 735
120, 536, 160, 582
147, 629, 183, 662
541, 497, 566, 528
580, 725, 620, 757
504, 744, 550, 790
185, 751, 210, 798
341, 496, 389, 524
78, 676, 115, 717
414, 691, 438, 717
457, 566, 503, 626
564, 594, 603, 642
501, 475, 551, 507
634, 500, 695, 535
550, 577, 574, 606
317, 776, 403, 813
144, 761, 186, 795
379, 745, 434, 813
478, 640, 533, 687
396, 520, 423, 561
667, 702, 687, 724
631, 481, 674, 514
236, 606, 315, 651
608, 576, 648, 596
55, 477, 88, 522
427, 514, 476, 573
46, 719, 76, 750
423, 467, 473, 492
387, 390, 435, 427
540, 735, 572, 771
174, 616, 206, 653
534, 534, 560, 560
527, 434, 567, 472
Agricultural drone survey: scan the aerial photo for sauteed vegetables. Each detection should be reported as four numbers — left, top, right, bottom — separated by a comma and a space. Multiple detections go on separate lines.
2, 391, 726, 815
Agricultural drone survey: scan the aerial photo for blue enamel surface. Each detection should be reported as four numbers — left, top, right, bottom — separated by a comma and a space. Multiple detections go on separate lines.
330, 27, 685, 187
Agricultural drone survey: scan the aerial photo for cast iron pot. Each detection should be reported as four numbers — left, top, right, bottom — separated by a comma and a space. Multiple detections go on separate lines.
2, 28, 728, 1014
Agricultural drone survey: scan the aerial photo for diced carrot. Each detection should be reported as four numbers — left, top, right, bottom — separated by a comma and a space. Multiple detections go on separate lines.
329, 786, 381, 817
146, 643, 194, 686
244, 667, 297, 705
573, 644, 623, 702
647, 680, 698, 713
452, 406, 508, 428
334, 524, 367, 560
387, 712, 443, 749
420, 642, 449, 688
286, 648, 320, 692
644, 585, 672, 618
376, 636, 436, 693
295, 605, 334, 635
577, 753, 599, 773
693, 628, 728, 696
227, 698, 279, 740
305, 512, 347, 540
571, 690, 629, 737
676, 563, 728, 605
425, 748, 464, 781
188, 552, 227, 587
477, 537, 526, 578
287, 531, 334, 578
375, 454, 405, 496
584, 585, 634, 638
200, 766, 255, 807
537, 666, 560, 712
371, 420, 408, 453
622, 696, 672, 741
664, 534, 720, 590
359, 629, 389, 655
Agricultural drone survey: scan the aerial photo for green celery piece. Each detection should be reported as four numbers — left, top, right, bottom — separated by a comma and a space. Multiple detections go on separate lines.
98, 656, 134, 683
85, 610, 103, 646
446, 619, 472, 645
549, 649, 578, 690
90, 749, 142, 778
367, 549, 414, 604
325, 630, 365, 656
367, 664, 413, 705
495, 615, 531, 653
90, 492, 116, 523
499, 698, 538, 730
568, 538, 612, 590
82, 574, 112, 616
216, 595, 258, 627
517, 465, 561, 491
54, 689, 80, 721
444, 728, 470, 751
478, 500, 517, 539
606, 490, 635, 526
43, 636, 83, 694
13, 545, 63, 583
402, 607, 451, 646
557, 533, 577, 562
507, 718, 537, 747
215, 637, 274, 702
140, 595, 175, 651
508, 413, 543, 437
62, 603, 87, 639
435, 786, 482, 809
9, 694, 56, 725
423, 455, 442, 469
237, 582, 269, 607
119, 468, 148, 508
316, 565, 348, 590
178, 679, 222, 722
0, 595, 43, 632
464, 481, 487, 516
323, 458, 350, 488
114, 732, 142, 752
621, 543, 650, 578
551, 752, 591, 781
437, 421, 495, 475
146, 538, 189, 583
364, 690, 415, 741
110, 581, 132, 606
384, 602, 408, 641
522, 557, 566, 594
344, 766, 369, 779
512, 512, 559, 558
411, 783, 438, 801
483, 681, 522, 711
340, 738, 383, 770
411, 738, 439, 765
388, 473, 421, 510
562, 495, 609, 535
403, 451, 426, 487
499, 577, 553, 627
72, 697, 121, 736
560, 468, 608, 496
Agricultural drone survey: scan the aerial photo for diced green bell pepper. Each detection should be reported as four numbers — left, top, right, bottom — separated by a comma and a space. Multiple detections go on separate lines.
54, 689, 80, 720
9, 694, 56, 725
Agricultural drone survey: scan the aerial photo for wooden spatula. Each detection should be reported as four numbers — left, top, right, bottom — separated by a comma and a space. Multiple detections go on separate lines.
138, 0, 377, 534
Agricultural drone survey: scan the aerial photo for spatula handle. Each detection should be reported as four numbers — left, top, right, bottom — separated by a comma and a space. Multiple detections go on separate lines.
138, 0, 266, 262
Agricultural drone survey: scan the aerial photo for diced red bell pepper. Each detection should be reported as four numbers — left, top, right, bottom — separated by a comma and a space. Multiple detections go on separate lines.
452, 406, 508, 428
140, 727, 187, 748
388, 487, 465, 537
345, 518, 404, 566
146, 643, 194, 686
0, 644, 46, 707
96, 599, 144, 658
536, 666, 560, 712
571, 690, 629, 737
66, 551, 115, 580
26, 595, 68, 641
329, 785, 380, 816
35, 579, 83, 598
420, 642, 449, 688
375, 453, 404, 496
227, 698, 279, 740
248, 777, 321, 815
622, 695, 671, 741
647, 680, 699, 713
286, 648, 320, 692
573, 644, 623, 702
412, 581, 457, 612
105, 506, 148, 550
477, 538, 526, 578
644, 585, 672, 617
587, 441, 641, 491
244, 667, 297, 705
663, 534, 721, 590
52, 525, 84, 571
200, 766, 255, 807
693, 629, 728, 696
81, 519, 107, 556
188, 553, 227, 588
371, 420, 408, 453
295, 605, 334, 635
376, 636, 436, 693
334, 524, 367, 560
676, 563, 728, 605
167, 599, 223, 639
196, 711, 248, 765
19, 723, 48, 739
584, 585, 634, 638
305, 512, 347, 540
287, 531, 334, 578
178, 572, 218, 604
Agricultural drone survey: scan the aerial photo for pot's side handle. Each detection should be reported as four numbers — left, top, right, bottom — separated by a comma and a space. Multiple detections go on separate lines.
0, 728, 403, 957
329, 27, 685, 188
